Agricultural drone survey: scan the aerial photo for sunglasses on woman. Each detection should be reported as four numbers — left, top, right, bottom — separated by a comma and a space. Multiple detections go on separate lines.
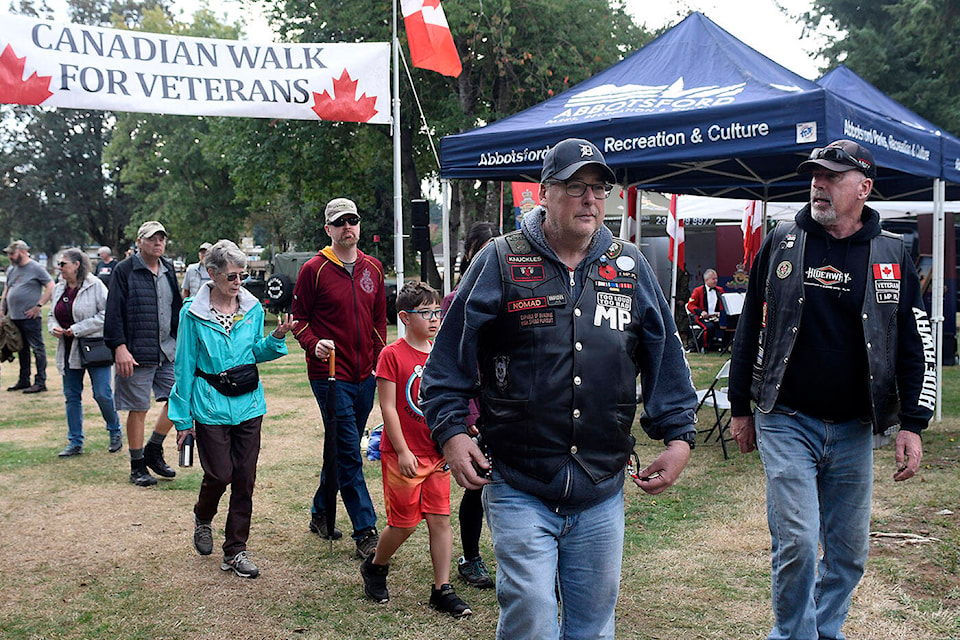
223, 272, 248, 282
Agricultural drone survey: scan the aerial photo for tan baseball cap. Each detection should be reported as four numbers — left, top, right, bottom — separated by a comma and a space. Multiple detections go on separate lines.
4, 240, 28, 254
137, 221, 167, 239
324, 198, 360, 224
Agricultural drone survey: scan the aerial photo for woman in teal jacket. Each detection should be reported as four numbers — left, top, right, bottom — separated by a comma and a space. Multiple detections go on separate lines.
169, 240, 293, 579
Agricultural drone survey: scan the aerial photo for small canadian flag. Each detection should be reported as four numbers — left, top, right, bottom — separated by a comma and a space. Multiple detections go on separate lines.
401, 0, 462, 78
873, 263, 901, 280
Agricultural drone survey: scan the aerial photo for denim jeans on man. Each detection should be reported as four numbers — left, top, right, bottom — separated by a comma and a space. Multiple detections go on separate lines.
310, 375, 377, 539
756, 407, 873, 640
62, 365, 122, 448
13, 317, 46, 385
483, 471, 624, 640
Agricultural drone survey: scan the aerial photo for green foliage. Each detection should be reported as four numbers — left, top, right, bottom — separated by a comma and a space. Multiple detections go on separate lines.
103, 7, 251, 256
806, 0, 960, 133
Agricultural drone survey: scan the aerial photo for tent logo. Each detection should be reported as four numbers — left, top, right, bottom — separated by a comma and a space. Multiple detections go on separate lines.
547, 77, 746, 123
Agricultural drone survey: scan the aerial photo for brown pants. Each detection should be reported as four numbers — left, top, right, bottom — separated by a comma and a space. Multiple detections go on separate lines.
194, 415, 262, 557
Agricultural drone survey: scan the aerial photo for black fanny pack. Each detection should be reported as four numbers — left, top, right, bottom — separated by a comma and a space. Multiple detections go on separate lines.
195, 363, 259, 397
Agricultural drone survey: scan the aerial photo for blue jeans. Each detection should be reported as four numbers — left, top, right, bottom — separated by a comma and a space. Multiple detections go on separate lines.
13, 317, 46, 385
483, 473, 624, 640
756, 407, 873, 640
310, 376, 377, 539
62, 365, 122, 448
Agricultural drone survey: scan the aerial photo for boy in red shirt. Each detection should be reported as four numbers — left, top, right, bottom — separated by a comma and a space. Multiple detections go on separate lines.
360, 282, 471, 618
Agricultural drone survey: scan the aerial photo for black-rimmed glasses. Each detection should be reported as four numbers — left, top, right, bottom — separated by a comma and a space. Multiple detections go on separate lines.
330, 215, 361, 227
402, 308, 444, 320
808, 146, 875, 178
547, 180, 615, 199
223, 272, 248, 282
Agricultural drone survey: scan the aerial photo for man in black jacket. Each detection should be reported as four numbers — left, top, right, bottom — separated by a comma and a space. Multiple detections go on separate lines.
728, 140, 933, 640
104, 221, 182, 486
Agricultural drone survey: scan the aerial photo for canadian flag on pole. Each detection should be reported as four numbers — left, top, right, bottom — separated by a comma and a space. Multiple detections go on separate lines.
401, 0, 463, 77
667, 194, 684, 269
741, 200, 763, 269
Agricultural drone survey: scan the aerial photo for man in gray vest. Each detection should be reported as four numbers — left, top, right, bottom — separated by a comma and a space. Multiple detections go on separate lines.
421, 138, 697, 639
728, 140, 933, 640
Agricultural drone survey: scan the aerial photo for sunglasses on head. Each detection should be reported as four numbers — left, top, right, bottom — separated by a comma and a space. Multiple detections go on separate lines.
223, 272, 248, 282
808, 146, 875, 178
330, 215, 360, 227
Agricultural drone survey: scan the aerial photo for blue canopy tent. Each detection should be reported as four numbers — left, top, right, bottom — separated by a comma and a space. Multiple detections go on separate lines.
439, 12, 960, 414
440, 12, 953, 202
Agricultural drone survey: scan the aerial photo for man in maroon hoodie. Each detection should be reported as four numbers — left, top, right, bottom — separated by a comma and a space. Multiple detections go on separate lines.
293, 197, 387, 559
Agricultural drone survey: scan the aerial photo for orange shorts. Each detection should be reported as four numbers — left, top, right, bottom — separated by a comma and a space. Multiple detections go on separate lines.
380, 450, 451, 528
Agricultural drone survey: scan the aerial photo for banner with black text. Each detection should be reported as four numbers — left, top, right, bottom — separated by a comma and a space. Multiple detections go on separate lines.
0, 13, 390, 123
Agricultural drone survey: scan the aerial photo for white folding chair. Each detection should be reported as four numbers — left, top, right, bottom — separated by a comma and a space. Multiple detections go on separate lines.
695, 359, 732, 459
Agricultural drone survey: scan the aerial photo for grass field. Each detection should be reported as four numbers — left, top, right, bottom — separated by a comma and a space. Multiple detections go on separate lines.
1, 323, 959, 639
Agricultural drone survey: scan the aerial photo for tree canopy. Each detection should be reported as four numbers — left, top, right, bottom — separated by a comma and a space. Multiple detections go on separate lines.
806, 0, 960, 133
0, 0, 653, 271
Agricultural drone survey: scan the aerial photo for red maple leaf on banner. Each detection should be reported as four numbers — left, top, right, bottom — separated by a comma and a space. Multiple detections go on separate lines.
311, 70, 379, 123
0, 44, 53, 106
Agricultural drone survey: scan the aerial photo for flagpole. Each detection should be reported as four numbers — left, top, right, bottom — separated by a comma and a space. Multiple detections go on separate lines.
393, 0, 405, 337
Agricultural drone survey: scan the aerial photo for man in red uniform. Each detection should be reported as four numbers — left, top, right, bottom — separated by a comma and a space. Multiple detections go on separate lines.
686, 268, 725, 351
292, 197, 387, 559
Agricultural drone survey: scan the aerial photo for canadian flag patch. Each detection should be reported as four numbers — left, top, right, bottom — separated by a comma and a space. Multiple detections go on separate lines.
873, 263, 901, 280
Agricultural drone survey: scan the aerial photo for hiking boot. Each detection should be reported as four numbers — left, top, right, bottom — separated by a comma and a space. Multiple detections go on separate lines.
360, 555, 390, 603
429, 583, 472, 618
355, 528, 379, 559
457, 555, 494, 589
129, 461, 157, 487
309, 514, 343, 540
144, 441, 176, 478
7, 381, 30, 391
108, 433, 123, 453
57, 445, 83, 458
221, 550, 259, 578
193, 515, 213, 556
22, 383, 47, 394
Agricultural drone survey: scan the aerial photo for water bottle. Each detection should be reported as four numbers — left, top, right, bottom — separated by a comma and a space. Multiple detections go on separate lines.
179, 433, 194, 467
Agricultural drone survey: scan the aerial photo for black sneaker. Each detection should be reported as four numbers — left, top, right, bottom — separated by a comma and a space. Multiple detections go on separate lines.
22, 383, 47, 394
309, 514, 343, 540
57, 445, 83, 458
130, 464, 157, 487
221, 550, 259, 578
144, 442, 176, 478
360, 555, 390, 603
108, 433, 123, 453
193, 515, 213, 556
458, 555, 494, 589
355, 528, 379, 559
429, 583, 472, 618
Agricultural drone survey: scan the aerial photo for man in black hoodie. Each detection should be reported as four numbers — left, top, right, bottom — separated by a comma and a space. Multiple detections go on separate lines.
728, 140, 934, 640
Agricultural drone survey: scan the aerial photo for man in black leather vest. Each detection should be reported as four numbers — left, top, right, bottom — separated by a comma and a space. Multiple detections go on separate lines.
421, 138, 697, 639
728, 140, 933, 640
